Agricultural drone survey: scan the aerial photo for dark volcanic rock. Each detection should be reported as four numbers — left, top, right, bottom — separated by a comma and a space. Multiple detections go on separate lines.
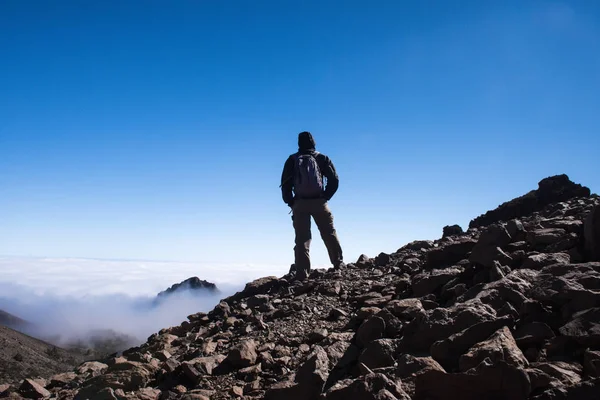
325, 373, 411, 400
442, 225, 464, 238
469, 175, 590, 229
430, 316, 514, 371
156, 277, 218, 302
415, 360, 531, 400
458, 326, 528, 372
425, 238, 477, 269
585, 205, 600, 261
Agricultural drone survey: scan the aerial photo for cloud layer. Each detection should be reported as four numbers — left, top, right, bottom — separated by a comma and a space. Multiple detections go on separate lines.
0, 256, 289, 349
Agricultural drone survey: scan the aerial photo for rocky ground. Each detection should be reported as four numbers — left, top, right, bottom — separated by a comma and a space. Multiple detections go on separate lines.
2, 174, 600, 400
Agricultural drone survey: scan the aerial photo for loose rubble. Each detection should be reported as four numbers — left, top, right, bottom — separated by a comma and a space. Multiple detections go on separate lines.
1, 174, 599, 400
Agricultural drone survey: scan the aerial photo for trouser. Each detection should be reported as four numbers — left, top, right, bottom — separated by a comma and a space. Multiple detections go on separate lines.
292, 198, 343, 278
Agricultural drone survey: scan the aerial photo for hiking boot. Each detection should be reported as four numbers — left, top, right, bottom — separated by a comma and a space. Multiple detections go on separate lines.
334, 261, 346, 270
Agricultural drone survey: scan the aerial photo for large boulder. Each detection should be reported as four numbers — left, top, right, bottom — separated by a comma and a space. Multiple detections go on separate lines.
458, 326, 529, 372
415, 360, 531, 400
430, 317, 514, 371
325, 373, 411, 400
442, 225, 464, 238
400, 299, 497, 353
425, 238, 477, 269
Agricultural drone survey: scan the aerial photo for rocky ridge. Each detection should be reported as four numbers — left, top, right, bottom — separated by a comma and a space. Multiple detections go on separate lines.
2, 175, 600, 400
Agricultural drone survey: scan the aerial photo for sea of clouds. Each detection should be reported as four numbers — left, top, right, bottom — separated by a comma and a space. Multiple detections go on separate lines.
0, 256, 291, 349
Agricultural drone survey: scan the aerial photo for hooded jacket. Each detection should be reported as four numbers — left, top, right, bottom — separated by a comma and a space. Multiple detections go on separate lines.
280, 132, 339, 206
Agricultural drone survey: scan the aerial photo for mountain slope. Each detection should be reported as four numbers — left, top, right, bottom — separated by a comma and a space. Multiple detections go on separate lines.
0, 309, 31, 332
2, 174, 600, 400
0, 325, 87, 385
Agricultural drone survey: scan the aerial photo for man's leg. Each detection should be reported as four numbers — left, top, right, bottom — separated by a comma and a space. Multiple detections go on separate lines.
312, 199, 344, 268
292, 200, 312, 280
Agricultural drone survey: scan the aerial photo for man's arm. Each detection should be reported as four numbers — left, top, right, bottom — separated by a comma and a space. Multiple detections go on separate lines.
321, 155, 339, 201
280, 156, 295, 206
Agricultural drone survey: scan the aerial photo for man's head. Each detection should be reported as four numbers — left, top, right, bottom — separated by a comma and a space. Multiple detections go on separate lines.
298, 131, 316, 150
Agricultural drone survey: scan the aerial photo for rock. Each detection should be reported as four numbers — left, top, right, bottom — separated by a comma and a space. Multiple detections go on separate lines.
76, 361, 109, 377
585, 205, 600, 261
230, 276, 281, 301
325, 373, 411, 400
412, 267, 462, 297
264, 380, 304, 400
469, 174, 590, 228
533, 362, 581, 386
528, 228, 567, 247
181, 393, 211, 400
396, 354, 445, 378
531, 378, 600, 399
415, 360, 531, 400
442, 225, 464, 238
247, 294, 270, 308
48, 372, 77, 388
477, 224, 512, 247
375, 252, 391, 267
135, 388, 161, 400
559, 308, 600, 347
231, 386, 244, 397
318, 282, 342, 296
181, 363, 202, 385
75, 387, 118, 400
514, 322, 555, 347
225, 340, 258, 369
470, 245, 513, 269
328, 308, 347, 320
507, 219, 527, 242
529, 263, 600, 313
155, 350, 172, 362
458, 326, 529, 372
358, 339, 398, 370
401, 240, 434, 251
425, 238, 477, 269
307, 328, 329, 344
430, 316, 514, 371
401, 299, 498, 353
584, 349, 600, 377
356, 316, 386, 348
522, 253, 571, 270
387, 298, 425, 319
295, 346, 330, 395
356, 254, 373, 268
18, 379, 50, 399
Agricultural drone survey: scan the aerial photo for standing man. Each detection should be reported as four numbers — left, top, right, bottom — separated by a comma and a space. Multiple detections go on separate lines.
280, 131, 344, 280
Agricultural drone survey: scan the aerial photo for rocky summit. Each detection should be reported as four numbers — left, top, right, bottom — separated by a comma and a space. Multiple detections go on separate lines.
2, 174, 600, 400
153, 278, 220, 307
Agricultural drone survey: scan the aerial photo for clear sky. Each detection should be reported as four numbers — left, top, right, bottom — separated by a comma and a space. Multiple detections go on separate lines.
1, 0, 599, 271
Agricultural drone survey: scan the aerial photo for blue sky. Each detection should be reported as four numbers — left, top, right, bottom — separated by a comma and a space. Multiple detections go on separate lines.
1, 0, 599, 271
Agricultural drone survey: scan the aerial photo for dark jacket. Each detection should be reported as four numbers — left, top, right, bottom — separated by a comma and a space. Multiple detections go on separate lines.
280, 135, 339, 206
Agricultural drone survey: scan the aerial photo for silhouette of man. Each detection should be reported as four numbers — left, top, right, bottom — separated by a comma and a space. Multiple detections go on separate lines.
280, 131, 344, 280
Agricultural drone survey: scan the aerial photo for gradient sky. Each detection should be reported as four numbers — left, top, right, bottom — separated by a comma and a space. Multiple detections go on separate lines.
1, 1, 599, 270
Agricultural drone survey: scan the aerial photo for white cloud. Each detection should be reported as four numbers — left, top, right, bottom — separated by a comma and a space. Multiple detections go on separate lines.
0, 256, 288, 297
0, 256, 295, 350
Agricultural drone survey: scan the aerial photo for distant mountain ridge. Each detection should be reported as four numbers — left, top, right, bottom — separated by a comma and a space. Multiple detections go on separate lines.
155, 277, 219, 302
0, 309, 31, 332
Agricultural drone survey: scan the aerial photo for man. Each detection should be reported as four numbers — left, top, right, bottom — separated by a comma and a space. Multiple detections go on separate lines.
280, 131, 344, 280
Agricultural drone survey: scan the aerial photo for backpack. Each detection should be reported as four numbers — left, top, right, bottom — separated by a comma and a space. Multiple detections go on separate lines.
293, 152, 324, 198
